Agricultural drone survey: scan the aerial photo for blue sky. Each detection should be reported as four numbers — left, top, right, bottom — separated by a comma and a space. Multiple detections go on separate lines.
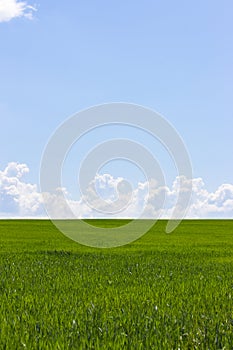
0, 0, 233, 218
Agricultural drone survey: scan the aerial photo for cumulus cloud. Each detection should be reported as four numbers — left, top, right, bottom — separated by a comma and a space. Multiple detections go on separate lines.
0, 0, 37, 22
186, 180, 233, 218
0, 162, 233, 219
0, 162, 43, 217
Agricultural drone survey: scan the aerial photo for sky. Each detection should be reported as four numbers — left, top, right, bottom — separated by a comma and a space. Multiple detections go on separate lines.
0, 0, 233, 219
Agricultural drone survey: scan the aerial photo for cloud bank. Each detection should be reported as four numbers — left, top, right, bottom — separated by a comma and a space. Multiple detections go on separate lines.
0, 162, 233, 219
0, 0, 37, 22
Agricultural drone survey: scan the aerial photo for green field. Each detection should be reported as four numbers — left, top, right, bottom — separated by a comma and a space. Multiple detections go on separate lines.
0, 220, 232, 349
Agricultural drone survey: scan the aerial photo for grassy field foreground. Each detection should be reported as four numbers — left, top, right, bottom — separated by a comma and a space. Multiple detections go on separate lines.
0, 220, 232, 349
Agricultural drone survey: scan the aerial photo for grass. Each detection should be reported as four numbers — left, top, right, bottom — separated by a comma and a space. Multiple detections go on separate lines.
0, 219, 232, 349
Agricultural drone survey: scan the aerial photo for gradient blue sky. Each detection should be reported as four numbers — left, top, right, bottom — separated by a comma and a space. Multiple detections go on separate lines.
0, 0, 233, 193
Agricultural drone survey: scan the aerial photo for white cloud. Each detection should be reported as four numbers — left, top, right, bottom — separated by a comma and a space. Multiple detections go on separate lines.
0, 162, 43, 216
0, 0, 37, 22
0, 162, 233, 219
